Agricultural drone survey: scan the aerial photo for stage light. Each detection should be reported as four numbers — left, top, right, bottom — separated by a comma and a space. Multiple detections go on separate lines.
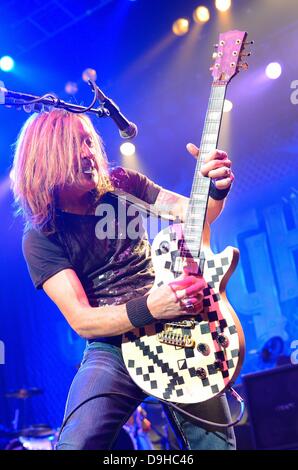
82, 68, 97, 82
9, 168, 15, 183
193, 6, 210, 23
65, 82, 78, 95
223, 99, 233, 113
120, 142, 136, 157
265, 62, 282, 80
215, 0, 232, 12
172, 18, 189, 36
0, 56, 15, 72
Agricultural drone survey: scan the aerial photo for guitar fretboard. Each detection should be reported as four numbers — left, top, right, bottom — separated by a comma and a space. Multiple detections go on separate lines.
181, 83, 227, 259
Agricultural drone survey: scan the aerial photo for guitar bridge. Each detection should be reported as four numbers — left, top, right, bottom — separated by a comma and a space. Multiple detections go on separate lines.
157, 320, 195, 348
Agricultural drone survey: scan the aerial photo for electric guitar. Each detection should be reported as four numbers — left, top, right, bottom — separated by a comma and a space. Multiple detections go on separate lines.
122, 30, 251, 404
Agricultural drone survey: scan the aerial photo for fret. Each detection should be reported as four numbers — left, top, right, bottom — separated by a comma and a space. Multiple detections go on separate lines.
186, 215, 205, 221
201, 133, 218, 143
206, 111, 221, 121
188, 210, 206, 217
189, 186, 209, 192
187, 203, 206, 210
200, 144, 216, 154
181, 248, 200, 257
190, 191, 208, 199
185, 234, 200, 240
186, 224, 202, 230
192, 177, 210, 185
185, 227, 202, 234
184, 234, 199, 240
189, 189, 209, 196
188, 195, 208, 202
181, 244, 200, 252
188, 214, 204, 221
190, 194, 207, 201
187, 207, 207, 216
185, 233, 200, 240
203, 123, 221, 134
190, 193, 208, 199
187, 221, 205, 228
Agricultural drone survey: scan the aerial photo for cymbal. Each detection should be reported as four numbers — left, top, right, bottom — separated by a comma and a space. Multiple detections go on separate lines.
5, 387, 43, 399
20, 424, 54, 437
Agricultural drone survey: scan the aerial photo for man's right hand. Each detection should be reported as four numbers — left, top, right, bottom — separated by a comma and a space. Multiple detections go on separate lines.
147, 274, 207, 320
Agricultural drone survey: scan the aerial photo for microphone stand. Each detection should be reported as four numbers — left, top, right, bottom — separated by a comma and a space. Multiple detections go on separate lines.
0, 79, 138, 138
0, 83, 110, 118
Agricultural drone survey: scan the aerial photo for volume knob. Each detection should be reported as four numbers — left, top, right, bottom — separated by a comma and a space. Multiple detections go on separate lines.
196, 368, 207, 380
217, 335, 229, 348
197, 343, 210, 356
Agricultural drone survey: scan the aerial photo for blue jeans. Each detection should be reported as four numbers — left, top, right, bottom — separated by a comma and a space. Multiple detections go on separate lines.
56, 343, 236, 450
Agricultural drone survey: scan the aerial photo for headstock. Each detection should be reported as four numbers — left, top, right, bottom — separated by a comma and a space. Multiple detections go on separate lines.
211, 30, 253, 83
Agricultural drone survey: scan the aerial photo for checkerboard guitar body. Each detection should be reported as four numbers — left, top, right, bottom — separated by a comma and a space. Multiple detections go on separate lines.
122, 223, 245, 404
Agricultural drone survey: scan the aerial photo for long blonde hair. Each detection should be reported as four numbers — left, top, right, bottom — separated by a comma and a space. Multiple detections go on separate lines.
12, 109, 113, 231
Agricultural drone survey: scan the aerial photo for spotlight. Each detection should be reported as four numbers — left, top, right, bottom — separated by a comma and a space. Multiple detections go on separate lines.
215, 0, 232, 12
82, 68, 97, 82
120, 142, 136, 157
9, 168, 15, 183
265, 62, 282, 80
193, 6, 210, 23
223, 99, 233, 113
172, 18, 189, 36
0, 56, 15, 72
65, 82, 78, 95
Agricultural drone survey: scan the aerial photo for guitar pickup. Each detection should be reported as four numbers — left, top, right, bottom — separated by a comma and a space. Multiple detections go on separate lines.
164, 320, 196, 329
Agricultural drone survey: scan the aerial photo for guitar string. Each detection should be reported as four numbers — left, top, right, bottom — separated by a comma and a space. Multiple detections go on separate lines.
176, 83, 227, 275
181, 84, 226, 251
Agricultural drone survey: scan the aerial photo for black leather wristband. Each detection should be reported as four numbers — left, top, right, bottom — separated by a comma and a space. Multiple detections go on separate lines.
209, 180, 231, 200
126, 295, 155, 328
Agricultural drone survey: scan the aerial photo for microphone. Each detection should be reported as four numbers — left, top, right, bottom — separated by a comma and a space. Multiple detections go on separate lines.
103, 97, 138, 139
82, 70, 138, 139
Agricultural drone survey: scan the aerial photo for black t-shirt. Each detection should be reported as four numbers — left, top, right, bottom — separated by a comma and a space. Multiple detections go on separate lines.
22, 167, 162, 308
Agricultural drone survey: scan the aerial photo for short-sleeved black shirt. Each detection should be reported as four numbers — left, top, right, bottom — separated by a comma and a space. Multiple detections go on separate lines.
22, 167, 161, 308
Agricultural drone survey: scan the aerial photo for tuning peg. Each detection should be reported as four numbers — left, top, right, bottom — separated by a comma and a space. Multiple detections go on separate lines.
212, 52, 218, 59
240, 51, 252, 57
244, 40, 254, 45
213, 44, 219, 48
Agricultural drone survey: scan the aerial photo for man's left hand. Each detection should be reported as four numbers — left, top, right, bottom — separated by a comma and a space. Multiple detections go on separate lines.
186, 143, 234, 190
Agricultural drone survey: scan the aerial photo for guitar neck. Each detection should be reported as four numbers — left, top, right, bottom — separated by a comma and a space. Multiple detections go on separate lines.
183, 83, 227, 258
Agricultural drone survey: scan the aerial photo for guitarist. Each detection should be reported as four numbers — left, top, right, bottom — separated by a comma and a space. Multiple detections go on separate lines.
13, 109, 235, 450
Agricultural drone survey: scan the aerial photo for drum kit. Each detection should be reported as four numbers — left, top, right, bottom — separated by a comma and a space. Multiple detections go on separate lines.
1, 387, 58, 451
2, 388, 178, 450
